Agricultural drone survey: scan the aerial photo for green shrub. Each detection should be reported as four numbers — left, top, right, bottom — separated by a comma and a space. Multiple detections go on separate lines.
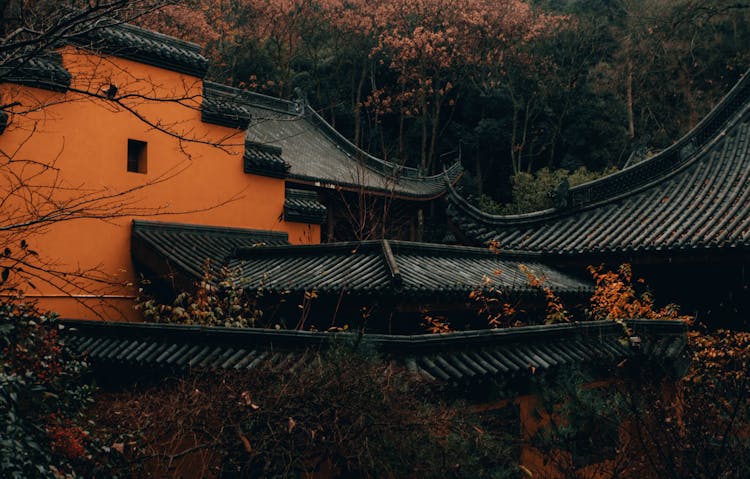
0, 300, 114, 478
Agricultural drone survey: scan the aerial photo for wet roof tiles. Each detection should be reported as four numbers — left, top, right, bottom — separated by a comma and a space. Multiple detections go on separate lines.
228, 240, 592, 298
200, 82, 463, 198
132, 220, 289, 279
449, 69, 750, 256
61, 318, 687, 384
132, 220, 591, 297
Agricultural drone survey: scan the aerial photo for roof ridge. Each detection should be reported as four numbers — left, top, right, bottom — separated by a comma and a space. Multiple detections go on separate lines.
232, 239, 544, 260
71, 18, 209, 77
203, 81, 303, 115
232, 240, 381, 259
132, 219, 288, 239
386, 239, 543, 259
60, 318, 686, 349
380, 239, 403, 289
287, 163, 463, 200
101, 21, 204, 52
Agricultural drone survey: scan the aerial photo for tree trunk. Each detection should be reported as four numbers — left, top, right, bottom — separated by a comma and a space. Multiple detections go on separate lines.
627, 56, 635, 140
426, 97, 441, 175
522, 103, 532, 173
475, 154, 483, 195
353, 60, 367, 147
398, 109, 405, 161
420, 97, 428, 171
509, 88, 521, 175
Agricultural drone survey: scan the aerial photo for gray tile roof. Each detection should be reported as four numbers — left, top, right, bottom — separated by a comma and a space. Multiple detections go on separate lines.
228, 240, 591, 298
1, 51, 71, 92
132, 220, 289, 280
201, 82, 254, 129
284, 188, 327, 224
449, 69, 750, 256
131, 221, 590, 299
243, 141, 289, 178
72, 21, 209, 77
197, 85, 463, 198
60, 318, 687, 384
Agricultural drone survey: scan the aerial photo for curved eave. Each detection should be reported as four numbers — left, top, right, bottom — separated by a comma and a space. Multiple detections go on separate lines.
241, 91, 465, 199
449, 111, 750, 254
288, 160, 464, 201
449, 67, 750, 230
305, 105, 436, 181
568, 67, 750, 208
447, 180, 557, 228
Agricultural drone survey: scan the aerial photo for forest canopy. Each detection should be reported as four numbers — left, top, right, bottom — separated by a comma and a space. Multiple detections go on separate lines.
139, 0, 750, 206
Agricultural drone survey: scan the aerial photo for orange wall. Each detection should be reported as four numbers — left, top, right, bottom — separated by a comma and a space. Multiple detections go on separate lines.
0, 47, 319, 321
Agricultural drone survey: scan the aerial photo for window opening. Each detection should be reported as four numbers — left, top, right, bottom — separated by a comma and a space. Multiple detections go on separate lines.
127, 139, 147, 173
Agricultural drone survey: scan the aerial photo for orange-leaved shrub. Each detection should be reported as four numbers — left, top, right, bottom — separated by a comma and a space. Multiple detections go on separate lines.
469, 273, 521, 329
587, 264, 684, 321
519, 264, 571, 324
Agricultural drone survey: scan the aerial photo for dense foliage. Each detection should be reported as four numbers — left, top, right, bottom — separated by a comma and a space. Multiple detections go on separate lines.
90, 344, 519, 478
530, 327, 750, 479
141, 0, 750, 208
0, 300, 116, 478
136, 267, 267, 328
4, 264, 748, 478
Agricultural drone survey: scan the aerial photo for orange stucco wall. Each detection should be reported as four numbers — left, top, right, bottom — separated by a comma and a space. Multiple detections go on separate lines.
0, 47, 319, 321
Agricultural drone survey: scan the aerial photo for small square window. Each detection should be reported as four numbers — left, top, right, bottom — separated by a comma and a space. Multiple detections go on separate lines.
127, 139, 147, 173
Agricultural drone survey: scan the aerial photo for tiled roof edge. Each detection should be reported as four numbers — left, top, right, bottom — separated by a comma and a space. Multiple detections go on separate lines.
237, 89, 304, 115
287, 160, 463, 200
283, 188, 327, 224
244, 140, 290, 178
132, 219, 289, 241
71, 20, 209, 77
201, 82, 254, 129
0, 51, 72, 92
131, 220, 291, 283
59, 318, 686, 353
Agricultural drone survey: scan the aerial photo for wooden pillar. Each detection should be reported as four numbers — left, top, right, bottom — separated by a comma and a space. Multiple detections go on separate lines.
326, 200, 335, 243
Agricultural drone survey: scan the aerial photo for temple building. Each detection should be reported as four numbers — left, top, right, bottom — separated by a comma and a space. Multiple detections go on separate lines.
1, 19, 692, 479
0, 21, 460, 321
132, 220, 591, 332
217, 81, 464, 242
448, 68, 750, 326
